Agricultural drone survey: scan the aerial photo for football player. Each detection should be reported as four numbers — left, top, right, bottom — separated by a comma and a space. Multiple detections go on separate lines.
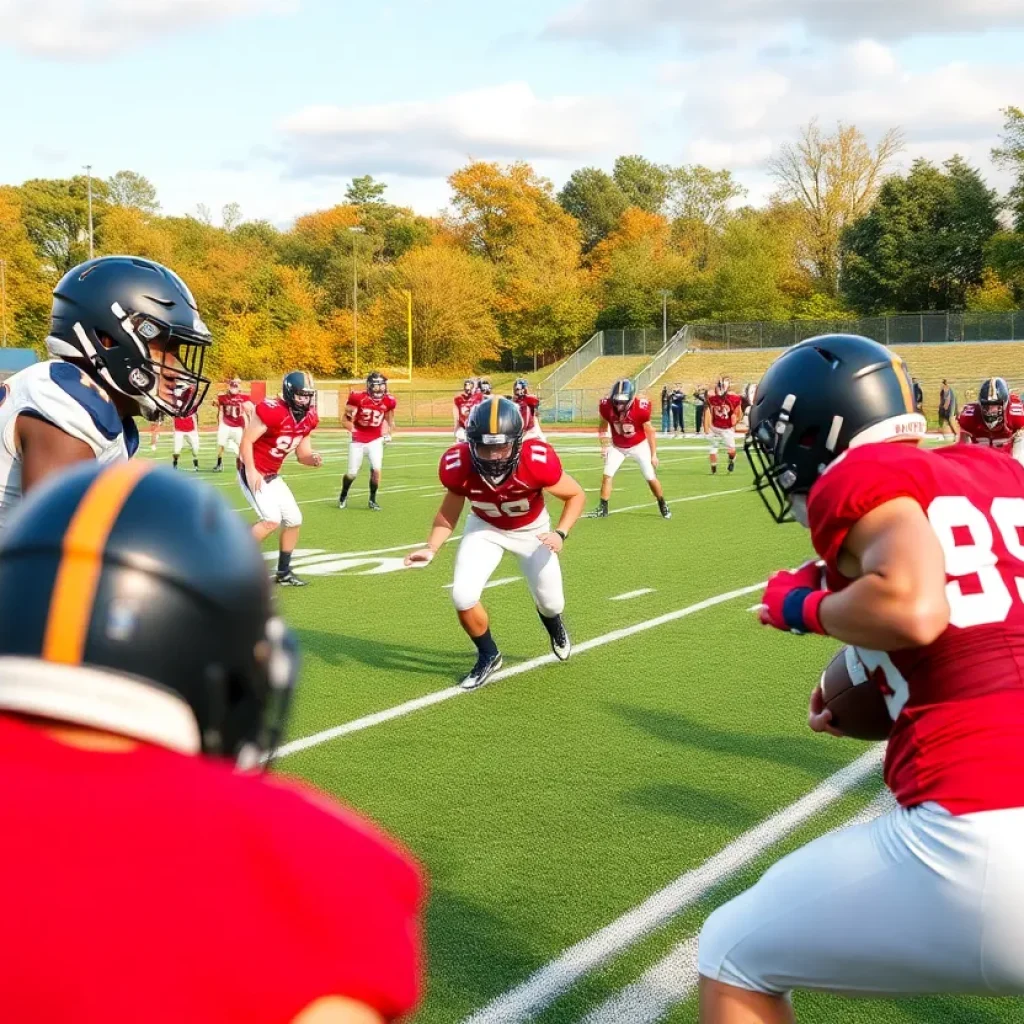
0, 255, 210, 527
214, 377, 250, 472
453, 378, 480, 443
405, 397, 585, 691
478, 377, 493, 397
172, 408, 200, 471
957, 377, 1024, 462
698, 334, 1024, 1022
511, 378, 545, 441
149, 414, 163, 452
0, 461, 423, 1023
339, 371, 397, 511
704, 376, 743, 474
239, 371, 322, 587
591, 379, 671, 519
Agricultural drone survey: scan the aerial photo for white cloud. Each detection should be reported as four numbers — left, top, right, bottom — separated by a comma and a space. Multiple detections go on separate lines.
547, 0, 1024, 48
0, 0, 295, 59
277, 81, 635, 180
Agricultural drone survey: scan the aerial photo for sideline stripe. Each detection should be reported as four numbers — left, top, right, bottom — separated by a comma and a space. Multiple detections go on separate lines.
274, 582, 764, 761
579, 788, 898, 1024
610, 589, 655, 601
462, 746, 885, 1024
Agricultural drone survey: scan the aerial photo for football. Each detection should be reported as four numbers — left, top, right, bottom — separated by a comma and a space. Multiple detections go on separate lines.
819, 646, 894, 741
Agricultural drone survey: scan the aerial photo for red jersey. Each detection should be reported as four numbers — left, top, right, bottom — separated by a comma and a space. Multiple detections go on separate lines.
218, 392, 251, 428
439, 439, 562, 529
347, 391, 397, 443
173, 414, 196, 432
513, 394, 540, 433
454, 392, 481, 429
249, 399, 319, 476
0, 714, 422, 1023
808, 442, 1024, 815
598, 397, 652, 449
958, 397, 1024, 451
706, 391, 742, 429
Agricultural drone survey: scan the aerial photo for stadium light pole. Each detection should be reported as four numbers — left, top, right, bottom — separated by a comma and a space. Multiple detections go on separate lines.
0, 258, 7, 347
348, 226, 366, 376
660, 289, 671, 347
83, 165, 95, 260
404, 289, 413, 381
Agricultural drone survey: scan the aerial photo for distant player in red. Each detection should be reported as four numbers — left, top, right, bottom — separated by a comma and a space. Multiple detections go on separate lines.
592, 378, 671, 519
512, 377, 545, 441
239, 370, 321, 587
339, 371, 397, 512
405, 397, 585, 691
704, 376, 743, 474
172, 410, 200, 472
453, 379, 481, 442
214, 377, 251, 472
0, 461, 423, 1024
958, 377, 1024, 463
700, 334, 1024, 1022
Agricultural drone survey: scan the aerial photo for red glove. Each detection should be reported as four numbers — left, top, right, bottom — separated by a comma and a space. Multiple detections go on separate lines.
759, 560, 828, 635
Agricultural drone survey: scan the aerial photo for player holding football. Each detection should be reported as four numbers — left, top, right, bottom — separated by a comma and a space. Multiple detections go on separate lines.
0, 462, 423, 1023
591, 379, 671, 519
511, 378, 545, 441
339, 371, 397, 511
957, 377, 1024, 463
405, 397, 585, 691
214, 377, 250, 472
698, 333, 1024, 1022
0, 255, 210, 527
704, 376, 743, 474
453, 378, 480, 442
239, 370, 322, 587
172, 409, 200, 471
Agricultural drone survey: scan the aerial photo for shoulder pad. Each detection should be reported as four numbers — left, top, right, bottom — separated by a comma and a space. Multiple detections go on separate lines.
46, 362, 122, 442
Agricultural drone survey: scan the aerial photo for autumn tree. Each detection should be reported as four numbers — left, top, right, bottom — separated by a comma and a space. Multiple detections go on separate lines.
0, 187, 51, 348
106, 170, 160, 213
669, 165, 745, 268
613, 155, 671, 215
993, 106, 1024, 231
346, 175, 388, 206
18, 176, 108, 276
769, 119, 904, 295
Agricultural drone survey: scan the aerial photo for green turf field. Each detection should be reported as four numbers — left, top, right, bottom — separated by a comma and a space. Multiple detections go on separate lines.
148, 431, 1019, 1024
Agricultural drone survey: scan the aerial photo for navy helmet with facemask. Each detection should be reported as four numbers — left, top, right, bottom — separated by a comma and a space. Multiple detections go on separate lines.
466, 397, 524, 485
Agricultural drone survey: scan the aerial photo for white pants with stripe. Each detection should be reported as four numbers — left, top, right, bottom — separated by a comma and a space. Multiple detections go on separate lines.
699, 800, 1024, 997
217, 424, 243, 454
708, 426, 737, 454
450, 513, 564, 616
347, 437, 384, 477
603, 441, 656, 482
173, 429, 199, 455
237, 468, 303, 527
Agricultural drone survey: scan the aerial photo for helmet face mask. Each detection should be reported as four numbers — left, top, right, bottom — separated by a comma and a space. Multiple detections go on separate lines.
367, 371, 387, 400
979, 378, 1009, 428
282, 370, 315, 419
466, 397, 524, 485
609, 378, 635, 415
463, 379, 475, 396
513, 378, 528, 398
478, 379, 492, 395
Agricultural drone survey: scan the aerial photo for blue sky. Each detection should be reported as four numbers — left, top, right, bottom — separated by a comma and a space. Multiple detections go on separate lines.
2, 0, 1022, 226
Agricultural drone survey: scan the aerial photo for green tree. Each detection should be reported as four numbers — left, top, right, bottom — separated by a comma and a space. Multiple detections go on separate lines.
669, 165, 745, 267
18, 176, 107, 276
613, 155, 671, 215
222, 203, 243, 231
993, 106, 1024, 231
842, 157, 1000, 313
346, 175, 387, 206
557, 167, 629, 250
106, 170, 159, 213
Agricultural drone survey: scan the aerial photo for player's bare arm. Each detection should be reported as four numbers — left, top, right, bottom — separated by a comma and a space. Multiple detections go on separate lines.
16, 414, 95, 495
703, 405, 712, 434
295, 435, 322, 468
240, 417, 268, 491
538, 472, 586, 553
597, 419, 610, 456
343, 404, 357, 433
644, 420, 658, 467
404, 490, 466, 566
290, 995, 385, 1024
385, 408, 395, 441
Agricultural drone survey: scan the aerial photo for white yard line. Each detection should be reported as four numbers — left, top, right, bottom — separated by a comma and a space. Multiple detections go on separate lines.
579, 787, 898, 1024
274, 582, 765, 761
605, 486, 748, 516
610, 589, 656, 601
461, 745, 885, 1024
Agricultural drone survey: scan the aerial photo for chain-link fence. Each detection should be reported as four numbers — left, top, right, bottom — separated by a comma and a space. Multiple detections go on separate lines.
687, 312, 1024, 350
541, 331, 603, 392
599, 328, 673, 356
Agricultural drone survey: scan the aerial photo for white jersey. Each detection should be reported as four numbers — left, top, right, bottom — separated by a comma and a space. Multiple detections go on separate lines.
0, 360, 138, 526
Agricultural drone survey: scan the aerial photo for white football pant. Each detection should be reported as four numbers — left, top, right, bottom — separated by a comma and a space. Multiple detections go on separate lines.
237, 469, 303, 527
217, 423, 244, 454
348, 438, 384, 477
603, 441, 656, 482
708, 426, 737, 454
450, 513, 564, 616
173, 429, 199, 456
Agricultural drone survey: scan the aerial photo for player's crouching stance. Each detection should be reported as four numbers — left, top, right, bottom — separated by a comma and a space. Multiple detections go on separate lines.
698, 333, 1024, 1023
239, 371, 321, 587
405, 397, 585, 691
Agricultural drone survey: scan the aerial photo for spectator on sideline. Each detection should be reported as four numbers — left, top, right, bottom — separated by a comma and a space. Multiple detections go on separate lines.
670, 383, 686, 435
939, 378, 960, 438
661, 384, 671, 434
913, 378, 924, 410
694, 385, 708, 435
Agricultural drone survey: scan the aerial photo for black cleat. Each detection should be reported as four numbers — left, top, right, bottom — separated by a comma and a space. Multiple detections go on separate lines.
711, 463, 718, 475
368, 499, 382, 511
549, 618, 571, 661
275, 570, 308, 587
213, 464, 223, 473
587, 503, 609, 518
728, 460, 736, 473
659, 500, 673, 520
460, 651, 503, 691
338, 497, 347, 509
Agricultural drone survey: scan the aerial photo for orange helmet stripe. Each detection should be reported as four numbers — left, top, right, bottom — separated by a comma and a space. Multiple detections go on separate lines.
891, 357, 914, 413
489, 397, 500, 434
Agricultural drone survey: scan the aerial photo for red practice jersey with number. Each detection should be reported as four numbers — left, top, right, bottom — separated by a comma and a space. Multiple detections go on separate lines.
439, 439, 562, 529
957, 398, 1024, 451
598, 397, 651, 449
249, 399, 319, 476
217, 392, 250, 428
513, 394, 540, 433
347, 391, 397, 443
0, 714, 422, 1023
454, 393, 481, 429
706, 392, 742, 429
808, 441, 1024, 815
173, 415, 196, 432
